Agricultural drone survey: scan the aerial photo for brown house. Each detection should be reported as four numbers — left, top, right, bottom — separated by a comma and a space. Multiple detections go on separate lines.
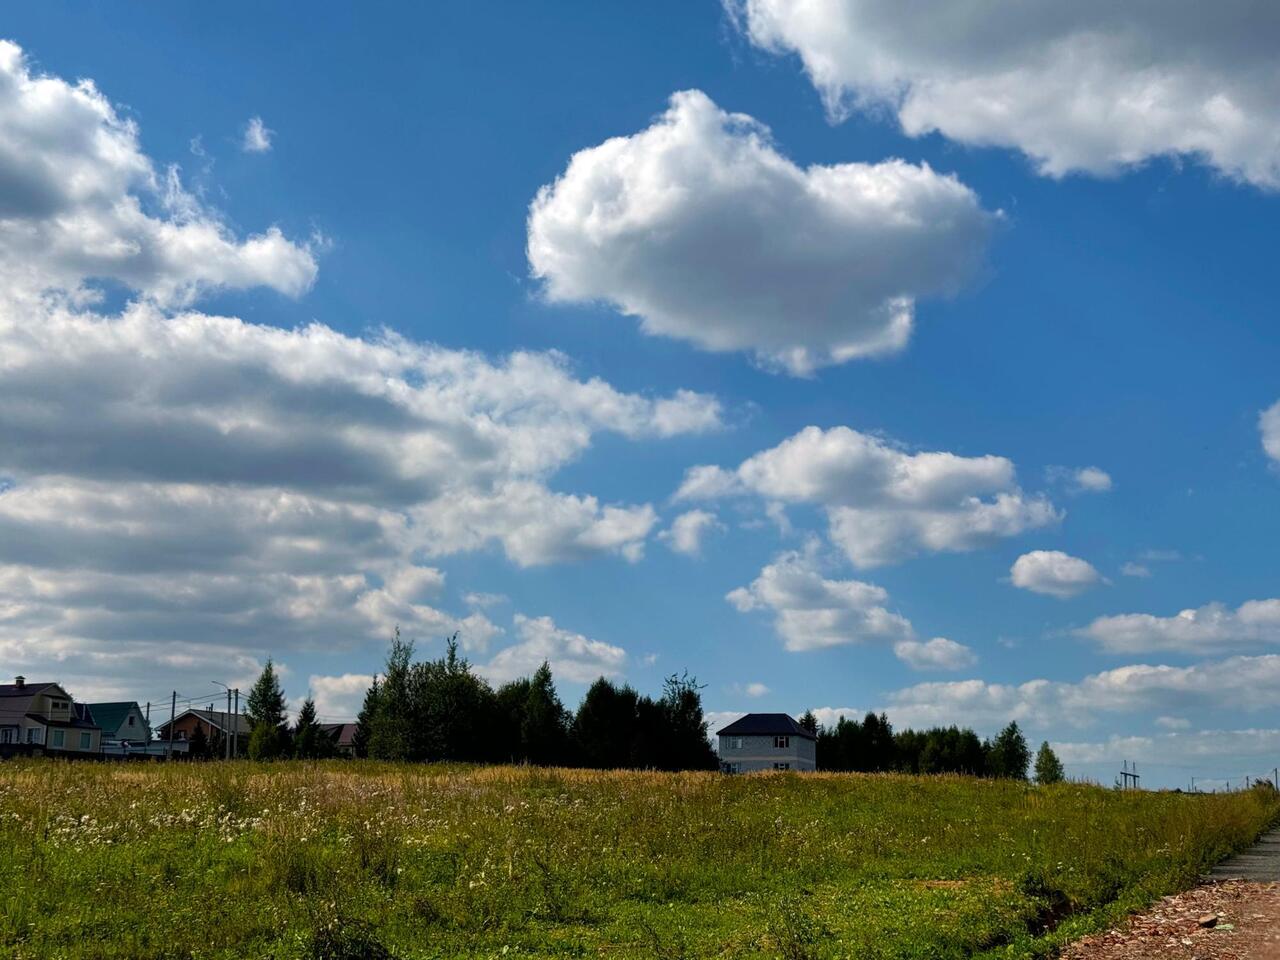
155, 708, 252, 754
321, 722, 359, 757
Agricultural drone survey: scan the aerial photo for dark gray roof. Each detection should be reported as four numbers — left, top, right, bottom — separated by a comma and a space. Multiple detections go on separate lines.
716, 713, 815, 740
0, 682, 58, 698
321, 722, 358, 746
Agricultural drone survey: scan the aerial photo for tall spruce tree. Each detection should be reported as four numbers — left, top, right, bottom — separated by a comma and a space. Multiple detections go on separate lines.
353, 675, 380, 758
292, 696, 323, 759
246, 658, 289, 760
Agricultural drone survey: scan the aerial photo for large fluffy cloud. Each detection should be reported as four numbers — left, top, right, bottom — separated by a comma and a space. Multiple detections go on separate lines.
679, 425, 1059, 566
0, 44, 722, 703
529, 90, 994, 375
727, 547, 974, 669
1010, 550, 1102, 599
1080, 599, 1280, 654
478, 614, 627, 686
0, 41, 315, 305
730, 0, 1280, 188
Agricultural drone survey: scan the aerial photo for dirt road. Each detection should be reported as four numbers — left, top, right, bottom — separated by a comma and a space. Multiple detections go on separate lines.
1063, 830, 1280, 959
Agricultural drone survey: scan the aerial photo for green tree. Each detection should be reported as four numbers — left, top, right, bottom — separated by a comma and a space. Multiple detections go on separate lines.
353, 676, 380, 759
798, 710, 818, 735
572, 678, 641, 768
292, 697, 326, 759
1034, 741, 1065, 784
986, 721, 1031, 780
246, 658, 289, 760
519, 662, 571, 765
658, 672, 718, 771
368, 629, 413, 761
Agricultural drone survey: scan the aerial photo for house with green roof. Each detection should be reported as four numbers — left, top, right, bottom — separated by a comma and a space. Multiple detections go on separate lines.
87, 701, 151, 749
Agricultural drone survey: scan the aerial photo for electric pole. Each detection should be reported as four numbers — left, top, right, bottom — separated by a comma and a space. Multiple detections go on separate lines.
233, 688, 240, 759
167, 691, 176, 760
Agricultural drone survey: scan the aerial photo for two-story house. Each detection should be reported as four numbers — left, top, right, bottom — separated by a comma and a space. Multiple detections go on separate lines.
88, 701, 152, 751
0, 676, 101, 755
716, 713, 816, 772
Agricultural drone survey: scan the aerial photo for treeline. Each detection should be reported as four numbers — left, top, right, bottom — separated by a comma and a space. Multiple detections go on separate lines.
811, 711, 1064, 783
351, 631, 719, 770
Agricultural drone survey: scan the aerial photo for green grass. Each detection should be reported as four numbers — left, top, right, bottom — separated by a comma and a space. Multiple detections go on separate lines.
0, 761, 1275, 959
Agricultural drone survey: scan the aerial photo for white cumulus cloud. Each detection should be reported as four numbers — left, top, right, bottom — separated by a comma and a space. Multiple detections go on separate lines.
1010, 550, 1102, 598
309, 673, 374, 720
1080, 599, 1280, 654
529, 89, 994, 375
730, 0, 1280, 188
0, 42, 315, 306
727, 546, 914, 651
679, 425, 1059, 567
479, 614, 627, 686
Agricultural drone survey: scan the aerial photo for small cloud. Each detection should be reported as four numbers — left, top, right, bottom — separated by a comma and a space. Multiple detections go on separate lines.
659, 509, 722, 556
189, 135, 206, 157
463, 592, 508, 609
1155, 716, 1191, 730
641, 653, 659, 666
1047, 465, 1112, 494
1139, 549, 1183, 562
744, 682, 770, 697
1010, 550, 1103, 599
893, 637, 977, 671
1120, 562, 1152, 578
242, 116, 273, 153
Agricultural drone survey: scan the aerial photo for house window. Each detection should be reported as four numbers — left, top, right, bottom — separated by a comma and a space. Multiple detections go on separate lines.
0, 728, 14, 744
773, 762, 790, 771
773, 735, 790, 749
127, 716, 135, 727
51, 729, 65, 748
728, 762, 742, 774
80, 732, 92, 750
26, 727, 42, 744
726, 736, 744, 750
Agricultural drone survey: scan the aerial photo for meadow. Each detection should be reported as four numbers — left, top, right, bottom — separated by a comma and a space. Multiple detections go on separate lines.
0, 762, 1276, 960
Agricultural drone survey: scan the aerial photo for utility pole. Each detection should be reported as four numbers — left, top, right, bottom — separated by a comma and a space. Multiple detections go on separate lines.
1119, 760, 1140, 790
212, 681, 231, 760
232, 688, 240, 759
167, 691, 176, 760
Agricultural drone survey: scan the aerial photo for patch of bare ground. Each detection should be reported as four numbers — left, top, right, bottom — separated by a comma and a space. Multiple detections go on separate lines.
1061, 881, 1280, 959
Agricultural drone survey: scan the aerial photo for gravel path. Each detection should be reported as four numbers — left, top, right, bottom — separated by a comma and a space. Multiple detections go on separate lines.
1062, 830, 1280, 959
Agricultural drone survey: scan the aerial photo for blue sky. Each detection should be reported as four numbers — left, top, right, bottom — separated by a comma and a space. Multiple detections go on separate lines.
3, 2, 1280, 787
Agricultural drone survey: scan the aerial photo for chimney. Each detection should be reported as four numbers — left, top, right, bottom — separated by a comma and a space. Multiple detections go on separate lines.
14, 675, 24, 689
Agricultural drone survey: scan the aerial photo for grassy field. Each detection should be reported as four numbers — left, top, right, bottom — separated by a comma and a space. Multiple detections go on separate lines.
0, 762, 1276, 959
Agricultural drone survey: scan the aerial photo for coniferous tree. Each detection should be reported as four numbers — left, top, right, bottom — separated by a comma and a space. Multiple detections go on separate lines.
658, 672, 718, 771
799, 710, 818, 735
1034, 741, 1065, 784
368, 629, 413, 760
292, 697, 323, 759
246, 658, 289, 760
519, 662, 571, 765
353, 675, 380, 758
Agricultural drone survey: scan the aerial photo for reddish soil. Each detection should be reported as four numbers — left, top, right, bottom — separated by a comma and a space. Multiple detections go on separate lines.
1061, 881, 1280, 959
